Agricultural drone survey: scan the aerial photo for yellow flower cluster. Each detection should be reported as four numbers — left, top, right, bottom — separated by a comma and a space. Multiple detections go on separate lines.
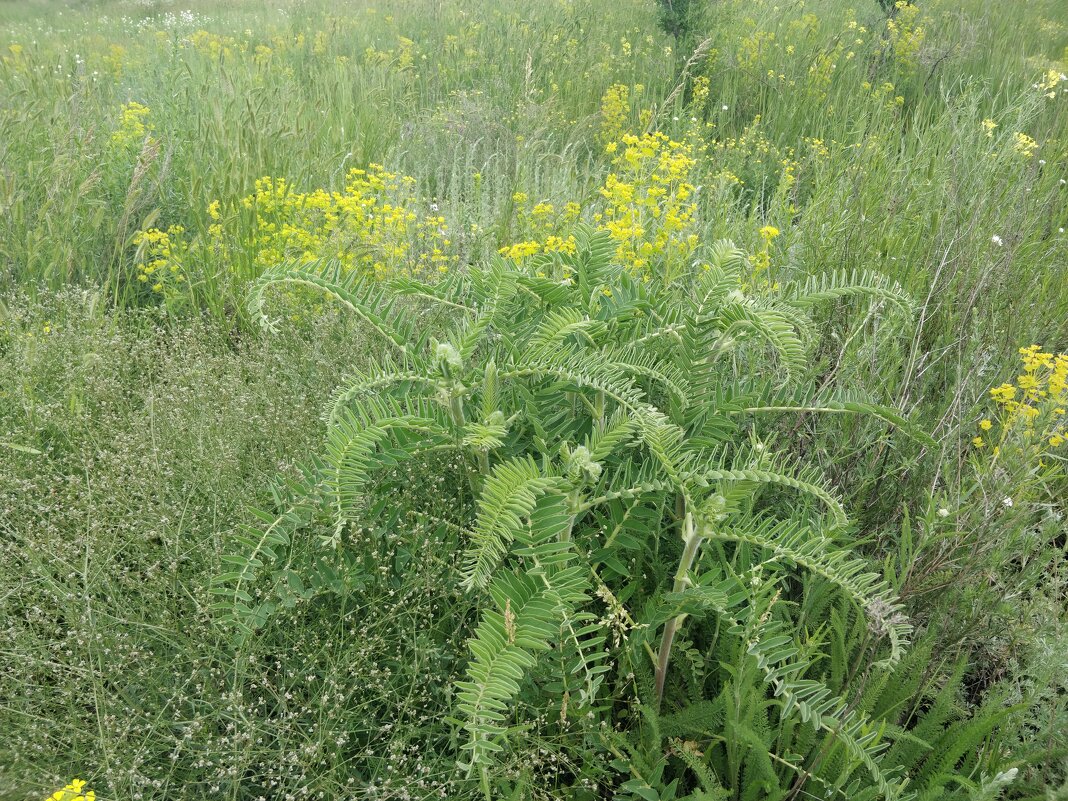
110, 101, 153, 148
726, 13, 869, 99
597, 132, 699, 282
1012, 132, 1039, 158
101, 44, 126, 79
2, 42, 29, 72
737, 29, 776, 71
749, 225, 781, 286
365, 36, 418, 72
975, 346, 1068, 452
238, 166, 454, 277
498, 236, 578, 260
497, 198, 582, 261
886, 1, 926, 72
132, 226, 188, 294
861, 80, 905, 110
1037, 68, 1064, 99
187, 30, 245, 59
598, 83, 632, 147
497, 133, 701, 280
45, 779, 94, 801
184, 29, 327, 65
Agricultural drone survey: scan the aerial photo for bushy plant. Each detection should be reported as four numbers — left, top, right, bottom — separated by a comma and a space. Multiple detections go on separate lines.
213, 228, 973, 798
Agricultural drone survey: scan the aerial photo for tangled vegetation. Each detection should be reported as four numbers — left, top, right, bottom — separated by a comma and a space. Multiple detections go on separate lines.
1, 0, 1066, 799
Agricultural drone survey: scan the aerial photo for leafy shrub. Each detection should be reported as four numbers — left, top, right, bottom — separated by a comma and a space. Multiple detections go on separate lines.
214, 228, 965, 798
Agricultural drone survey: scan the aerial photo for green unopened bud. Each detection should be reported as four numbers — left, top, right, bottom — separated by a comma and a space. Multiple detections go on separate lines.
565, 444, 602, 483
704, 493, 728, 522
434, 341, 463, 378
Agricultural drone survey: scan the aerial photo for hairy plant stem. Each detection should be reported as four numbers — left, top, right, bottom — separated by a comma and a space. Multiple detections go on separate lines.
561, 488, 581, 543
448, 390, 466, 431
654, 505, 704, 707
449, 387, 484, 495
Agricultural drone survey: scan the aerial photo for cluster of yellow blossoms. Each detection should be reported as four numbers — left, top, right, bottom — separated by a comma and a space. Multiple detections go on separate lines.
45, 779, 94, 801
1037, 67, 1066, 100
110, 101, 153, 149
1012, 132, 1039, 158
497, 195, 582, 260
131, 165, 457, 297
238, 167, 454, 278
185, 29, 331, 68
885, 2, 926, 72
974, 346, 1067, 453
365, 35, 418, 72
132, 226, 188, 295
749, 225, 781, 288
598, 83, 633, 147
497, 133, 699, 281
597, 132, 699, 282
187, 30, 243, 59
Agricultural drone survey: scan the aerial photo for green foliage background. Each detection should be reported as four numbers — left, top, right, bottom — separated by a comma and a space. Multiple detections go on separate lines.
1, 0, 1066, 799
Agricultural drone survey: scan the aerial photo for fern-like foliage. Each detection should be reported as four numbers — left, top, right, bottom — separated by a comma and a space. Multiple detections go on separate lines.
456, 563, 590, 769
747, 620, 907, 800
215, 226, 930, 792
461, 457, 565, 590
709, 517, 912, 664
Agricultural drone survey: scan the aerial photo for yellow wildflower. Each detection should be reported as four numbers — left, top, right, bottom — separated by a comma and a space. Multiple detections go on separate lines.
46, 779, 95, 801
1012, 132, 1038, 158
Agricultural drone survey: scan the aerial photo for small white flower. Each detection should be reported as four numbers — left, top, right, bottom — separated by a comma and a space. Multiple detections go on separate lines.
721, 104, 729, 111
991, 235, 1004, 246
937, 508, 950, 518
1002, 497, 1013, 508
430, 202, 439, 212
1039, 159, 1046, 165
1060, 179, 1066, 185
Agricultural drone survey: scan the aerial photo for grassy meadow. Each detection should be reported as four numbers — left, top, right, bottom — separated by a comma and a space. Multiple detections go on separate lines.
1, 0, 1067, 799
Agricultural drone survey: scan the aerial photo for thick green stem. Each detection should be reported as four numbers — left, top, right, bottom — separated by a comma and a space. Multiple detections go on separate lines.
560, 488, 581, 543
449, 388, 485, 495
448, 390, 467, 431
654, 507, 704, 707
